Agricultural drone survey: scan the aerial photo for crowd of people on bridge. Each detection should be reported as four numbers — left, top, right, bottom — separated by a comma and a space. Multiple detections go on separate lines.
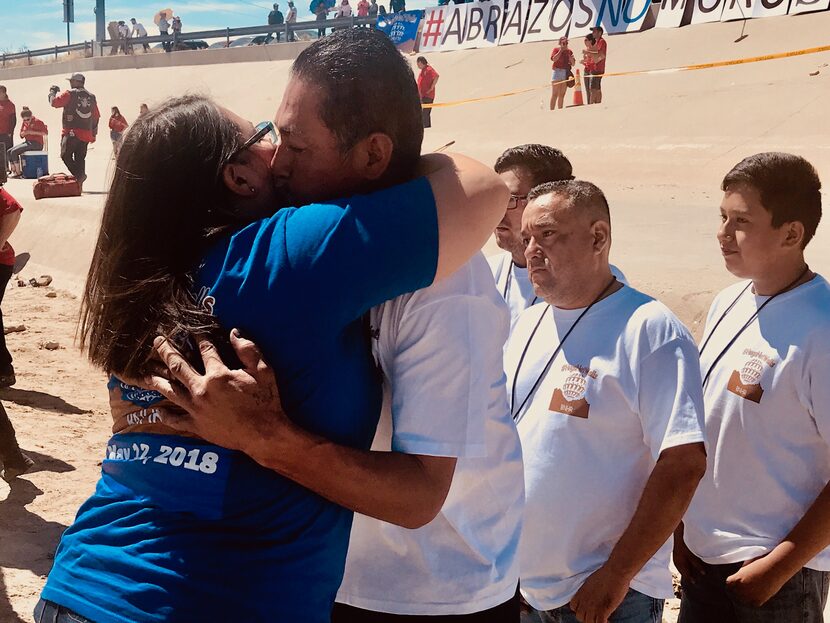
0, 25, 827, 623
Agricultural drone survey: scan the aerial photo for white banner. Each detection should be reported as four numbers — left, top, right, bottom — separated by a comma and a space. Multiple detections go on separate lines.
413, 0, 826, 52
459, 0, 504, 48
521, 0, 573, 43
655, 0, 690, 27
595, 0, 653, 32
569, 0, 604, 36
689, 0, 725, 23
789, 0, 830, 13
753, 0, 790, 16
720, 0, 752, 20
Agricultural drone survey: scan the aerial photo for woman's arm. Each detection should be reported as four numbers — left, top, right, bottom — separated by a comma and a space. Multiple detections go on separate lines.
418, 153, 508, 281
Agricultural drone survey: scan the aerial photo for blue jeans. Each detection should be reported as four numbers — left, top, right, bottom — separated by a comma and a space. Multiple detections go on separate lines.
523, 589, 663, 623
34, 599, 95, 623
679, 560, 829, 623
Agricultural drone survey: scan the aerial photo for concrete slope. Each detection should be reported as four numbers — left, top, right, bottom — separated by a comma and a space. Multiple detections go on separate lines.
1, 11, 828, 330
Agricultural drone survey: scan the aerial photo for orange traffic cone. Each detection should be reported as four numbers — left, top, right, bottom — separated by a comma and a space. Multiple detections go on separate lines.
572, 69, 584, 106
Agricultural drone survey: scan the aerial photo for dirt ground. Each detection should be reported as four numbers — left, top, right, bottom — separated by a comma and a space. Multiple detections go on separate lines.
0, 282, 111, 623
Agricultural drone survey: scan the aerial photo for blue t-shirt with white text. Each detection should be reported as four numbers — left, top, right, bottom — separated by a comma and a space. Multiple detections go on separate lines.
41, 177, 438, 623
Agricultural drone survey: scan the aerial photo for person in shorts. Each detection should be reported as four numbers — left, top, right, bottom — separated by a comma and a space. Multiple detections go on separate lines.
549, 37, 573, 111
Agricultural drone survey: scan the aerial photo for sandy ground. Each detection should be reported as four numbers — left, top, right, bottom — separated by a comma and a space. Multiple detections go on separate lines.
0, 10, 829, 623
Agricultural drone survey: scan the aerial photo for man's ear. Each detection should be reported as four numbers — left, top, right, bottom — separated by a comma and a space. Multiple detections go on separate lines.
222, 161, 257, 198
592, 220, 611, 254
781, 220, 806, 250
349, 132, 394, 181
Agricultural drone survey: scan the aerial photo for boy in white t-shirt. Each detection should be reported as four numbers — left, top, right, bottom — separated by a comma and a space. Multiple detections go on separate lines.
676, 152, 830, 622
510, 180, 706, 623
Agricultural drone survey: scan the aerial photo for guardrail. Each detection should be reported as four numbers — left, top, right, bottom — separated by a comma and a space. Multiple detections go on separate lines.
109, 16, 378, 52
1, 41, 94, 67
0, 15, 378, 67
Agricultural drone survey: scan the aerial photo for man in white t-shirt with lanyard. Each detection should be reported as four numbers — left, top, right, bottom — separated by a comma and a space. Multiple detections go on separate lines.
508, 179, 707, 623
490, 145, 625, 334
675, 152, 830, 622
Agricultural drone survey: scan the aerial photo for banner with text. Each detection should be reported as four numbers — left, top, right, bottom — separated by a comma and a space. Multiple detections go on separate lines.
407, 0, 826, 52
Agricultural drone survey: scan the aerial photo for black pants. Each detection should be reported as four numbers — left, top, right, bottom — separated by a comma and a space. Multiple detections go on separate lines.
0, 263, 13, 371
0, 401, 25, 467
317, 13, 327, 37
0, 134, 12, 170
332, 593, 519, 622
60, 134, 89, 181
421, 97, 434, 128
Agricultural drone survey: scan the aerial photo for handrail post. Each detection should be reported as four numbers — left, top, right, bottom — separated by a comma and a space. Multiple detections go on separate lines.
226, 27, 230, 47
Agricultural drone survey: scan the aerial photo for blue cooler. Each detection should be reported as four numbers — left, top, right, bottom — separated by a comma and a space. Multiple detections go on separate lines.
21, 152, 49, 179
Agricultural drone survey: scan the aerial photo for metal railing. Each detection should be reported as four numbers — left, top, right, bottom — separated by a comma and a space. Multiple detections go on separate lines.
1, 41, 94, 68
0, 15, 378, 67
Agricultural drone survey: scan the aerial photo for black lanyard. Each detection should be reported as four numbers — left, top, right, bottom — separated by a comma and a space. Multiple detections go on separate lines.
510, 277, 617, 421
700, 266, 810, 389
502, 258, 538, 308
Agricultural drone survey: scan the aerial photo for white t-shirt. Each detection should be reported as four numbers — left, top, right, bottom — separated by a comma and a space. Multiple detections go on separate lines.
336, 254, 525, 615
132, 22, 148, 37
506, 285, 705, 610
683, 275, 830, 570
488, 252, 628, 336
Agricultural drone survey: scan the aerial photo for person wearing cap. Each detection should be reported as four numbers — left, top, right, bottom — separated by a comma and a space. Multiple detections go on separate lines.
268, 3, 285, 42
0, 86, 16, 172
7, 107, 47, 178
587, 26, 606, 104
50, 74, 100, 191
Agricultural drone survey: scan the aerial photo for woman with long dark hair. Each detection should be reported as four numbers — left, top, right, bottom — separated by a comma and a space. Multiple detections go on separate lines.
36, 94, 504, 623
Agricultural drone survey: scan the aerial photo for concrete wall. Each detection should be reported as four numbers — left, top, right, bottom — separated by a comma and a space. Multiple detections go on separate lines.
0, 42, 311, 82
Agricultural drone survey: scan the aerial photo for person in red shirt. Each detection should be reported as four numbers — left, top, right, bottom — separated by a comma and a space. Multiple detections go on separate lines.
587, 26, 607, 104
416, 56, 439, 129
580, 34, 597, 105
7, 107, 48, 178
549, 36, 574, 111
50, 73, 100, 190
0, 186, 33, 481
108, 106, 129, 159
357, 0, 370, 18
0, 86, 16, 173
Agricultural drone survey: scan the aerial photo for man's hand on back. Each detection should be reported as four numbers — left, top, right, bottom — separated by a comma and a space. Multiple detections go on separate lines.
138, 331, 297, 464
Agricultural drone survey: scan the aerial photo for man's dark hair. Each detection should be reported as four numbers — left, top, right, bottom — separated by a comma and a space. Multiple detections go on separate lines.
528, 179, 611, 224
494, 144, 574, 187
292, 28, 423, 186
416, 56, 427, 64
0, 86, 6, 95
722, 152, 822, 248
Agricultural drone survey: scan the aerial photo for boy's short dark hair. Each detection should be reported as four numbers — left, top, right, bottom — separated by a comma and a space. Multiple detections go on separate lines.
292, 29, 423, 185
494, 144, 574, 188
722, 152, 822, 248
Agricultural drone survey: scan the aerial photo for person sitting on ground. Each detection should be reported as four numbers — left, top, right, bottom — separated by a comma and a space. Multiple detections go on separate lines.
108, 107, 129, 159
7, 107, 47, 178
36, 56, 504, 622
549, 36, 574, 111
